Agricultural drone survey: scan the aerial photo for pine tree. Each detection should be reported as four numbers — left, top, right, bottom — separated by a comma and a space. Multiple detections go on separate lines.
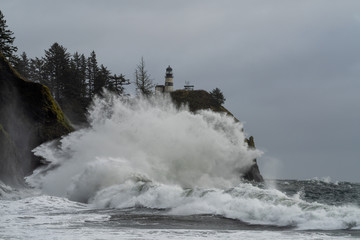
87, 51, 99, 97
69, 52, 87, 100
134, 57, 154, 96
107, 74, 130, 95
0, 10, 18, 65
210, 88, 226, 106
94, 64, 110, 95
15, 52, 30, 79
29, 57, 47, 84
6, 41, 130, 123
44, 42, 71, 101
79, 54, 87, 100
66, 52, 82, 100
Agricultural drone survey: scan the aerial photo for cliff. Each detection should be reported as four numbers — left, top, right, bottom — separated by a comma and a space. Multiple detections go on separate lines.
0, 53, 73, 185
170, 89, 264, 182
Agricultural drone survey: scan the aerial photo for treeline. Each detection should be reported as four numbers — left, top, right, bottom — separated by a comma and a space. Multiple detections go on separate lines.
15, 43, 130, 124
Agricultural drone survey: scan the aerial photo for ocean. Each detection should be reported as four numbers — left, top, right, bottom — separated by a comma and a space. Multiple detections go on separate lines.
1, 94, 359, 239
1, 179, 360, 239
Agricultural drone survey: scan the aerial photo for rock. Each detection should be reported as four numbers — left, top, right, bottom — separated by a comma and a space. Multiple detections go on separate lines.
0, 53, 73, 185
170, 90, 264, 182
243, 136, 264, 182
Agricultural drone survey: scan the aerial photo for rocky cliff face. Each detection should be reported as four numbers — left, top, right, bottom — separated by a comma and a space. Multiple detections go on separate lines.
0, 53, 73, 185
170, 90, 264, 182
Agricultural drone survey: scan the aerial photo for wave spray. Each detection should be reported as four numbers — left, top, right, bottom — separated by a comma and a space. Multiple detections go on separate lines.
28, 93, 260, 202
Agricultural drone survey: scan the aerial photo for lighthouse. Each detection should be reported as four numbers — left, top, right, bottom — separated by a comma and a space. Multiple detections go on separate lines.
155, 65, 174, 93
164, 66, 174, 92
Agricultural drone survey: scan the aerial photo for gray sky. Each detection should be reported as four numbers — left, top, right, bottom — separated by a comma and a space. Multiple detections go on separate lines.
2, 0, 360, 182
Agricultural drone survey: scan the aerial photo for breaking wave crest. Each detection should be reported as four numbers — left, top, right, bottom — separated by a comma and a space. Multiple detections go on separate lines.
90, 179, 360, 230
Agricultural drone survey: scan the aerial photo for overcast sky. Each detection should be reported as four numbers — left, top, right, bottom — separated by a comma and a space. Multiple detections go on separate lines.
2, 0, 360, 182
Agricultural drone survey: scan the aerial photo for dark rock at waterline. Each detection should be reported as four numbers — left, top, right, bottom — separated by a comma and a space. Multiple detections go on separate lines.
243, 136, 264, 182
0, 53, 73, 185
170, 90, 264, 182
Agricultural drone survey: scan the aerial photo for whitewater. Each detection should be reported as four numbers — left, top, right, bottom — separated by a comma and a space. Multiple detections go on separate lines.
1, 93, 360, 239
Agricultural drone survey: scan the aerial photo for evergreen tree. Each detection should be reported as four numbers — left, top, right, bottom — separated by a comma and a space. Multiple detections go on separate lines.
69, 52, 87, 100
66, 52, 82, 101
8, 41, 129, 123
210, 88, 226, 106
15, 52, 30, 79
107, 74, 130, 96
44, 42, 71, 101
29, 57, 47, 84
87, 50, 99, 97
79, 54, 87, 99
59, 52, 88, 123
0, 10, 18, 65
134, 57, 154, 96
94, 64, 110, 95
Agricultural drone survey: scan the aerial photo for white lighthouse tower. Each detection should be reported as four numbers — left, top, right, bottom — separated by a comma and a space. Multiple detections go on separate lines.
164, 66, 174, 92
